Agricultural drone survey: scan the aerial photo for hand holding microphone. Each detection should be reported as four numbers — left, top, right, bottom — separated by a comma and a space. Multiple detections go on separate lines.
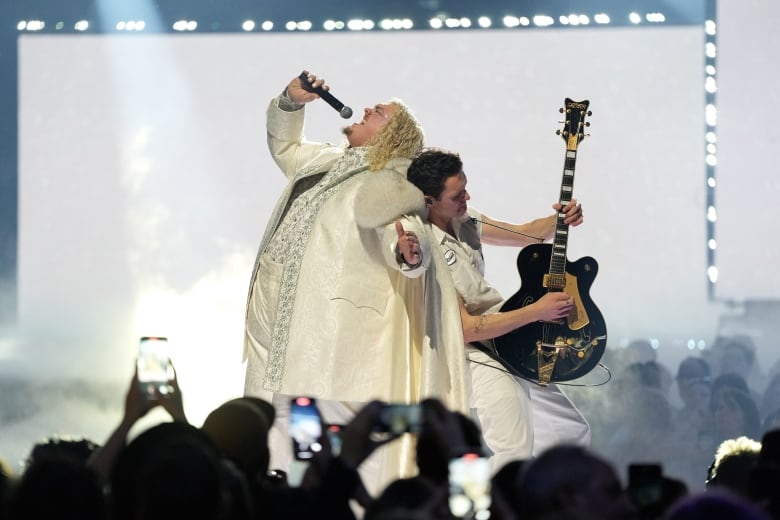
292, 70, 353, 119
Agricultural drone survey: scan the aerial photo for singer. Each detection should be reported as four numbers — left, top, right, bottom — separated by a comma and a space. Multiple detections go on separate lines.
242, 71, 470, 497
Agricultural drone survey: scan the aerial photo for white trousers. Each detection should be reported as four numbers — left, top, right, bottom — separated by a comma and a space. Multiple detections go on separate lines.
468, 349, 591, 473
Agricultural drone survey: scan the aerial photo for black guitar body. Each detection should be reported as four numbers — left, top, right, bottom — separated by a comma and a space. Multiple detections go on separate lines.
493, 243, 607, 383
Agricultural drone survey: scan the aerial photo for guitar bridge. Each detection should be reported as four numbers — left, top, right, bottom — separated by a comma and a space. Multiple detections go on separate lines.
535, 339, 565, 386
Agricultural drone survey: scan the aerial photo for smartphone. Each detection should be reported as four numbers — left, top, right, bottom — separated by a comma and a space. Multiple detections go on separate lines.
375, 403, 422, 435
136, 336, 174, 399
325, 423, 344, 457
448, 452, 492, 519
628, 463, 663, 512
289, 396, 323, 461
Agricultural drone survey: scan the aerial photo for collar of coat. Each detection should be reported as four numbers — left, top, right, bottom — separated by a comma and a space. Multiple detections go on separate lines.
353, 156, 427, 229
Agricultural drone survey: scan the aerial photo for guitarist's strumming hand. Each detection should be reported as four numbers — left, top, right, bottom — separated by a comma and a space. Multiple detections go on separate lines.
554, 198, 584, 227
534, 292, 575, 322
395, 220, 422, 268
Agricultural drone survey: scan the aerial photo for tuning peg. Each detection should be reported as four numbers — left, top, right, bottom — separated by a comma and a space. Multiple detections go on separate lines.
559, 107, 565, 113
585, 122, 591, 127
587, 110, 592, 116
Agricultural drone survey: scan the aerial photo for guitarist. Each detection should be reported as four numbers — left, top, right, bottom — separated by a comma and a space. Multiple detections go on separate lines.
407, 148, 590, 471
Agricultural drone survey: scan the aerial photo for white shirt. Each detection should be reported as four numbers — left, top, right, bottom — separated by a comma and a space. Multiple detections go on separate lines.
431, 207, 504, 316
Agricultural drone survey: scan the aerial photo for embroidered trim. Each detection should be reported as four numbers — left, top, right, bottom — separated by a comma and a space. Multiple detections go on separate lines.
264, 149, 370, 391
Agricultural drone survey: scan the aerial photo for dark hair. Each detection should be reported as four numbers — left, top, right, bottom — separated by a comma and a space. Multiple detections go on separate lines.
712, 372, 751, 397
626, 361, 663, 389
25, 435, 100, 468
407, 148, 463, 199
711, 388, 762, 440
666, 489, 770, 520
110, 421, 225, 520
677, 356, 712, 382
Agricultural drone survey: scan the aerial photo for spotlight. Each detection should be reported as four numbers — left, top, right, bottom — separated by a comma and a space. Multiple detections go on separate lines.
532, 15, 554, 27
26, 20, 46, 31
477, 16, 492, 28
646, 12, 666, 23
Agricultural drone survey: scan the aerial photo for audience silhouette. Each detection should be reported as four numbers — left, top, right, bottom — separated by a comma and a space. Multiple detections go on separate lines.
2, 340, 780, 520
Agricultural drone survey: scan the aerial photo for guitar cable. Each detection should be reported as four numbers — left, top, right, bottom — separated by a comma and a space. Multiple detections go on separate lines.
468, 357, 613, 387
469, 217, 546, 243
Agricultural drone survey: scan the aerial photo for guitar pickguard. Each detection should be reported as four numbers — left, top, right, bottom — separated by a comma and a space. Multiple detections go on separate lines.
493, 242, 607, 383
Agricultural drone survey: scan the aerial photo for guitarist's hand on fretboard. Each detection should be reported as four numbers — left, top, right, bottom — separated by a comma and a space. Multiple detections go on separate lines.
554, 198, 584, 227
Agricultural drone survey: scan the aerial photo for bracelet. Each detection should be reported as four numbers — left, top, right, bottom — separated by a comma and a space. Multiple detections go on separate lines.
396, 247, 422, 269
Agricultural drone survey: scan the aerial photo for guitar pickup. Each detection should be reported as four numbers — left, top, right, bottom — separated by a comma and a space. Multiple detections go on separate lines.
542, 273, 566, 290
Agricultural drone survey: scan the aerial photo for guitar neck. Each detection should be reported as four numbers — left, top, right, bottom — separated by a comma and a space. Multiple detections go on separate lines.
549, 148, 576, 283
549, 98, 590, 287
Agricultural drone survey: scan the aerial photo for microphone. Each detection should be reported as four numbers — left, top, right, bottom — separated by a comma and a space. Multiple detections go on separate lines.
298, 71, 354, 119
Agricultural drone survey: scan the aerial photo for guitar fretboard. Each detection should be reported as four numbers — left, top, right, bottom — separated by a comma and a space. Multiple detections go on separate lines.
549, 148, 577, 286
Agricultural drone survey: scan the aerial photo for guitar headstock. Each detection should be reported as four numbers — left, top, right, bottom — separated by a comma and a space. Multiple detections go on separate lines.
557, 98, 591, 150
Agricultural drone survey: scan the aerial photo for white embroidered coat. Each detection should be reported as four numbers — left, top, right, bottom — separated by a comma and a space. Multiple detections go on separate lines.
243, 95, 470, 415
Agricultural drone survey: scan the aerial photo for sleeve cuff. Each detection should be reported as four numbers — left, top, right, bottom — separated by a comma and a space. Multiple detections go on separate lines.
396, 246, 423, 271
279, 88, 305, 112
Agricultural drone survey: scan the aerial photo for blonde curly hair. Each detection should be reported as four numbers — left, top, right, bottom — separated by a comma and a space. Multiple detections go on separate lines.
707, 435, 761, 486
365, 99, 424, 171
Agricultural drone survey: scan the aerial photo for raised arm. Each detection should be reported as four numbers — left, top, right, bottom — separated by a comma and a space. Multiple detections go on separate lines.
479, 199, 583, 247
267, 71, 339, 179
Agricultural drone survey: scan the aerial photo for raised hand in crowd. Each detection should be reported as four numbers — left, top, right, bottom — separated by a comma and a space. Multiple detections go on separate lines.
88, 363, 185, 483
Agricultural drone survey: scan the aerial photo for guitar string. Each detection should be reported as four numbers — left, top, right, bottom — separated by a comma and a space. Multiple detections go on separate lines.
469, 357, 613, 387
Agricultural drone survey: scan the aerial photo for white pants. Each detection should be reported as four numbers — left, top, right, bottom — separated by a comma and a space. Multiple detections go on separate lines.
468, 348, 591, 473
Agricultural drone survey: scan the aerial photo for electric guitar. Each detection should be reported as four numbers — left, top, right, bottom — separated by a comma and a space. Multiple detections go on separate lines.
492, 98, 607, 385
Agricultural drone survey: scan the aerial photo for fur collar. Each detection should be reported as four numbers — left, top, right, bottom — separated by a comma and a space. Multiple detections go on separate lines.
354, 157, 426, 229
